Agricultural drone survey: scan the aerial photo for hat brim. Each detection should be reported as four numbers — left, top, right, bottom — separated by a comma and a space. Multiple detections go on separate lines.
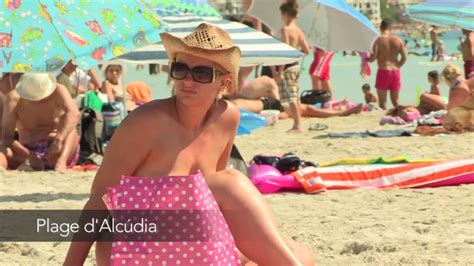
15, 74, 56, 101
160, 32, 240, 95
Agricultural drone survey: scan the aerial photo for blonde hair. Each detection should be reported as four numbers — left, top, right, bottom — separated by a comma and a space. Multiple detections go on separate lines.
441, 64, 462, 81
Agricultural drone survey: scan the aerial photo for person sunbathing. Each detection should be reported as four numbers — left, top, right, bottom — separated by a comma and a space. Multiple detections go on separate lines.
231, 97, 362, 119
64, 24, 313, 266
418, 64, 470, 114
237, 75, 280, 100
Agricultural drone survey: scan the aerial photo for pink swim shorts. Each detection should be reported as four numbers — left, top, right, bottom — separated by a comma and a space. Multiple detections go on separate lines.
375, 69, 401, 91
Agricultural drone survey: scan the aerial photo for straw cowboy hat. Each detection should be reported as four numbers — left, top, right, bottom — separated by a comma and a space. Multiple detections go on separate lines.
15, 73, 56, 101
160, 23, 241, 95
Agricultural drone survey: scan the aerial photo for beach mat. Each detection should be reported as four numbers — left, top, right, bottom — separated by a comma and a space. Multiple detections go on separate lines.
249, 158, 474, 194
318, 155, 438, 167
294, 159, 474, 193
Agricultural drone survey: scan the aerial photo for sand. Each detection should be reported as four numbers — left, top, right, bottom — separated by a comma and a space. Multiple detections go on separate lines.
1, 111, 474, 265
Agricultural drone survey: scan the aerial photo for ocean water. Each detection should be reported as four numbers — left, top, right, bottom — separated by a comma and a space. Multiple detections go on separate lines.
120, 30, 464, 106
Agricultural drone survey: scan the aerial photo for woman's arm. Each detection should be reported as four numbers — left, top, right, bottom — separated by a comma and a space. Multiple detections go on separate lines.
216, 102, 239, 171
64, 107, 155, 265
101, 80, 115, 102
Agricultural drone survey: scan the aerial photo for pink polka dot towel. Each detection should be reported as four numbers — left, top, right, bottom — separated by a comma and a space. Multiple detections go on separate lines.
102, 171, 240, 265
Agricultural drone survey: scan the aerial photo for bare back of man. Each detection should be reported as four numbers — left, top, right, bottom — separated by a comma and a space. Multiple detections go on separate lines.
373, 35, 405, 71
368, 19, 407, 110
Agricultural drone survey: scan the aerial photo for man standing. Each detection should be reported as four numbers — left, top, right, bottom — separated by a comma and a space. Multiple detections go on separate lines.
460, 29, 474, 79
1, 73, 80, 171
430, 25, 440, 61
367, 19, 407, 110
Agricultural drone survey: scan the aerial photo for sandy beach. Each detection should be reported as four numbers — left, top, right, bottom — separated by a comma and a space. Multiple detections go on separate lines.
1, 111, 474, 265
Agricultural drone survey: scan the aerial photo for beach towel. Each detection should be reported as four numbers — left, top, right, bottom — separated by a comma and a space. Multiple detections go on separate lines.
102, 171, 240, 265
126, 81, 152, 105
359, 52, 371, 79
249, 159, 474, 194
318, 155, 437, 167
320, 129, 414, 139
294, 159, 474, 193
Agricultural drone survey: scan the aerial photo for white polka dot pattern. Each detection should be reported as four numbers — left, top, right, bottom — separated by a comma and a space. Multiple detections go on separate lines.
102, 171, 240, 265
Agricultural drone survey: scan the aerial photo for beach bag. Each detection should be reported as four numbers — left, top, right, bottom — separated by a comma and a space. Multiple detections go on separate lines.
80, 91, 103, 112
300, 90, 331, 105
252, 153, 317, 174
78, 108, 104, 165
101, 102, 126, 139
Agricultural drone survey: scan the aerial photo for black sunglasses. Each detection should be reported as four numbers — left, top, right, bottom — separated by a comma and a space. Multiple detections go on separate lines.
170, 62, 225, 83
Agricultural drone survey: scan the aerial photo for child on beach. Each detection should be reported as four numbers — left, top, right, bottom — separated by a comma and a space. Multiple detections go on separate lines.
362, 83, 377, 104
427, 70, 441, 96
64, 23, 313, 266
274, 0, 310, 132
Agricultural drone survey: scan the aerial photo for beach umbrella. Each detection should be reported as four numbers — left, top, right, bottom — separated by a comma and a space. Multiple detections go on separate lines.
0, 0, 165, 73
148, 0, 220, 17
246, 0, 379, 52
407, 0, 474, 31
115, 15, 304, 66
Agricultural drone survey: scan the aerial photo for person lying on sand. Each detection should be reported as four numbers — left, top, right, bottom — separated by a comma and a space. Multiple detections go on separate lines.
237, 75, 280, 100
64, 23, 313, 266
231, 97, 362, 119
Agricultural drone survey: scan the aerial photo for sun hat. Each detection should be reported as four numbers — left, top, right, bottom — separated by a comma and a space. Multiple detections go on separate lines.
160, 23, 241, 95
100, 61, 127, 78
15, 73, 56, 101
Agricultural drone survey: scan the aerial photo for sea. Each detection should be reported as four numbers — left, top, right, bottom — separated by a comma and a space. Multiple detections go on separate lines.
118, 30, 464, 106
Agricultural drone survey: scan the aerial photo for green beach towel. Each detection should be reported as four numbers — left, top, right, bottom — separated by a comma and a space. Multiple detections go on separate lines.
81, 91, 103, 112
319, 155, 439, 167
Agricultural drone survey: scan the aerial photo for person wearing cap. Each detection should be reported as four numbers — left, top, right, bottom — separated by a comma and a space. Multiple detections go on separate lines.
65, 23, 313, 265
57, 60, 80, 99
1, 73, 80, 171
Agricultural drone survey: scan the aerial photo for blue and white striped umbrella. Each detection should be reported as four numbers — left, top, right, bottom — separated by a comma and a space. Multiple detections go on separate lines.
407, 0, 474, 30
116, 16, 304, 66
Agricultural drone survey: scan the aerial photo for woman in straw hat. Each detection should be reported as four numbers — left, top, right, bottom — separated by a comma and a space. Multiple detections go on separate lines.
65, 24, 313, 265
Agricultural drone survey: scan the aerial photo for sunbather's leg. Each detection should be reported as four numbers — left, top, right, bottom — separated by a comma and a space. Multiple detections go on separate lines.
205, 169, 313, 266
419, 93, 447, 111
289, 103, 362, 118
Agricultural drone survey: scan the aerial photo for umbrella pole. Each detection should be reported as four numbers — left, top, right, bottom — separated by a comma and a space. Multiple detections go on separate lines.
122, 74, 127, 118
83, 74, 88, 109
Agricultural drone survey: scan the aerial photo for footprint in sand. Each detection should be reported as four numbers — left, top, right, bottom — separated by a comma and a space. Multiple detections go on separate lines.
340, 241, 373, 255
414, 226, 431, 234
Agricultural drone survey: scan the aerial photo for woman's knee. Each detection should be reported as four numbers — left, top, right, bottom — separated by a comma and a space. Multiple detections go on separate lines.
216, 169, 250, 189
286, 239, 314, 266
207, 169, 253, 203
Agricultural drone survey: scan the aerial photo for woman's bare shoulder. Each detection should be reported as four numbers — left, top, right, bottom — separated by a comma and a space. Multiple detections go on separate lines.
221, 99, 240, 120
